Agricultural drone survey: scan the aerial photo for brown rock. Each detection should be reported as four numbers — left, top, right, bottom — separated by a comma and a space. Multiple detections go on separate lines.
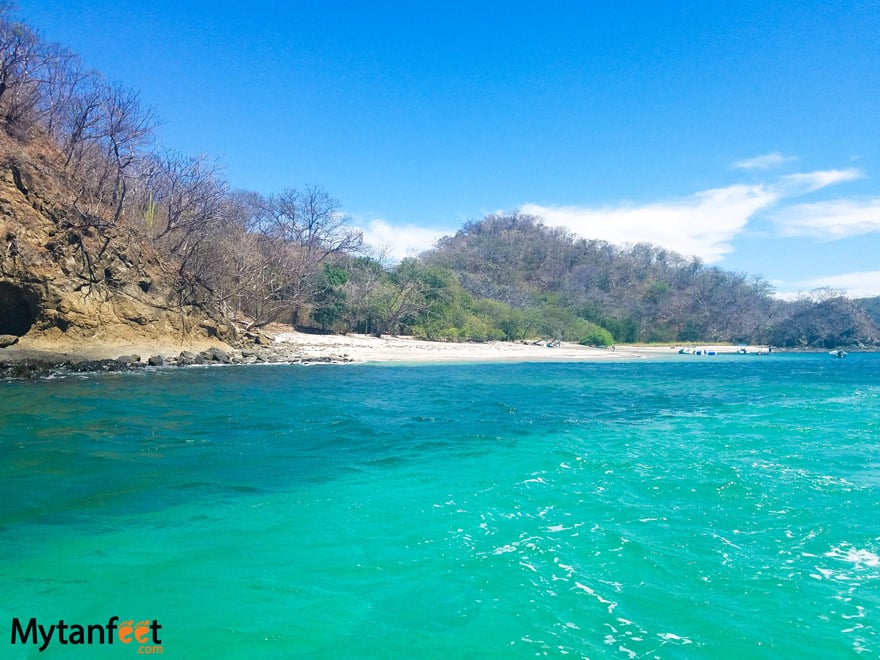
0, 334, 19, 348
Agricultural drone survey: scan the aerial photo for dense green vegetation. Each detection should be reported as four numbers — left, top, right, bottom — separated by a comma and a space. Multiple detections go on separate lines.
1, 9, 877, 348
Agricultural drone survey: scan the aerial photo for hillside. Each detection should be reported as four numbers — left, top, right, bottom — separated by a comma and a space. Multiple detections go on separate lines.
857, 296, 880, 327
421, 213, 880, 348
0, 128, 235, 352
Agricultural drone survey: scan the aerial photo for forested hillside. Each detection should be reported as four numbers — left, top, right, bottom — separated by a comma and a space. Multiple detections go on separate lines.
1, 9, 877, 350
419, 214, 879, 347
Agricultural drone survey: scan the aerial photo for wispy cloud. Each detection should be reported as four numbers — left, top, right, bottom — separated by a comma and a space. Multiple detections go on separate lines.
732, 152, 798, 171
774, 270, 880, 300
769, 198, 880, 240
354, 218, 450, 261
774, 168, 863, 196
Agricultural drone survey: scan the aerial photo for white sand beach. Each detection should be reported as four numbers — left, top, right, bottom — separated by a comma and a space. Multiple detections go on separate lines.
2, 324, 768, 366
273, 331, 621, 363
269, 330, 764, 364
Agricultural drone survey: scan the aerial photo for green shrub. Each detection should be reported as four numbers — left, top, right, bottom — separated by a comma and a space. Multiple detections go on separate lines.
579, 324, 614, 347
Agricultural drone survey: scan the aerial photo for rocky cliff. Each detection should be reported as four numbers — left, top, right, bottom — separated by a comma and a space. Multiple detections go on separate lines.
0, 130, 224, 351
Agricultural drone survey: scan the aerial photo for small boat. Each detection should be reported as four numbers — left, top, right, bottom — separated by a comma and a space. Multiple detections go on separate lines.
829, 349, 847, 358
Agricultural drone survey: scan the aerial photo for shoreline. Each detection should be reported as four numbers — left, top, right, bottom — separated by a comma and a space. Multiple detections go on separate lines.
270, 331, 770, 364
0, 327, 774, 378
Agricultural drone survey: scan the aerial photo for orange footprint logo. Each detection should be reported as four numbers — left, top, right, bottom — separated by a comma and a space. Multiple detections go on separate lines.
118, 620, 134, 643
134, 620, 151, 644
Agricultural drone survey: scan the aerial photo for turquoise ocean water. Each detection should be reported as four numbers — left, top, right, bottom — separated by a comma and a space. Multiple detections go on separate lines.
1, 353, 878, 658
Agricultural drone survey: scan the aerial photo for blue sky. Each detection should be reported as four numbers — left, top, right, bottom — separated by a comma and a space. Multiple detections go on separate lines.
16, 1, 880, 298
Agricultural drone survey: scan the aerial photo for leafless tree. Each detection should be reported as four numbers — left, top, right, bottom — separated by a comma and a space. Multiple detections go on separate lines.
0, 11, 46, 133
262, 185, 362, 258
100, 82, 156, 225
148, 150, 227, 255
237, 185, 363, 325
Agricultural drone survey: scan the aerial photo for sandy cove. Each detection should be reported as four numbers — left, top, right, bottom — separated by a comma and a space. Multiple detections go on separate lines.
269, 331, 766, 363
1, 325, 769, 369
273, 331, 624, 363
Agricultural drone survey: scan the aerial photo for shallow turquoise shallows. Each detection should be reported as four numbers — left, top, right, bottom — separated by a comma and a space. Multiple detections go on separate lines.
1, 353, 878, 658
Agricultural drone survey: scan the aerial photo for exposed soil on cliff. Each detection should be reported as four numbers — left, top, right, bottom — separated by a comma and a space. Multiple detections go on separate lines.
0, 129, 226, 352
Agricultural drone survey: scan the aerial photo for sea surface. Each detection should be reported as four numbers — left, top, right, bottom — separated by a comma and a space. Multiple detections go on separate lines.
1, 353, 878, 658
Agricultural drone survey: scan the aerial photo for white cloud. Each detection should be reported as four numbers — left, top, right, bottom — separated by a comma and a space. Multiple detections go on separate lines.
769, 198, 880, 240
355, 218, 450, 262
522, 168, 863, 264
732, 152, 797, 171
523, 184, 777, 264
349, 164, 868, 270
774, 168, 863, 196
774, 271, 880, 300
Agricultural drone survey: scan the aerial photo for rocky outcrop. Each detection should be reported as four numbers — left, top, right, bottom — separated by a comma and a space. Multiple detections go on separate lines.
0, 333, 18, 347
0, 130, 229, 349
0, 342, 353, 379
